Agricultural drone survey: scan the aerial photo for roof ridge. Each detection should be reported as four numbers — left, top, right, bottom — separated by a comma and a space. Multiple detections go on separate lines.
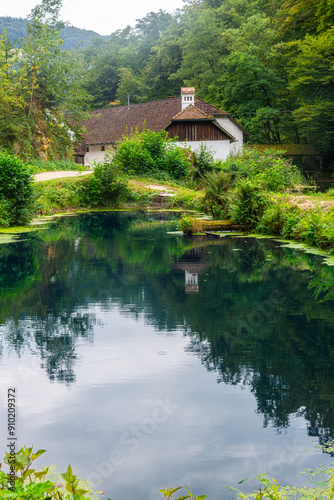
194, 96, 228, 115
172, 104, 212, 120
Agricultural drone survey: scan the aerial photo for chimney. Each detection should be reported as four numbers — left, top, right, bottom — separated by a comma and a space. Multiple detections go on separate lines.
181, 87, 195, 111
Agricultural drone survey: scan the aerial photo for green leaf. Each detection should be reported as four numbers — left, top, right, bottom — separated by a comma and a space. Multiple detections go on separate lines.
34, 467, 49, 478
238, 478, 250, 484
185, 485, 191, 496
75, 488, 89, 496
66, 482, 73, 493
67, 464, 74, 478
32, 449, 47, 460
22, 468, 35, 477
174, 495, 190, 500
159, 487, 183, 498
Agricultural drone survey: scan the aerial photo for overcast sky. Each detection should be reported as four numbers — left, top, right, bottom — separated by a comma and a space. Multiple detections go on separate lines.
1, 0, 185, 36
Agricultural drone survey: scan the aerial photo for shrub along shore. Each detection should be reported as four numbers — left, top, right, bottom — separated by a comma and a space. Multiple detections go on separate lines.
1, 444, 334, 499
1, 130, 334, 254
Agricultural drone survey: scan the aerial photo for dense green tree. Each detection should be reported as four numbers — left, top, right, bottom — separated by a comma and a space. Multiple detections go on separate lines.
116, 67, 149, 105
219, 52, 286, 143
83, 27, 139, 108
287, 28, 334, 156
172, 7, 228, 101
0, 0, 91, 159
2, 0, 334, 160
141, 12, 186, 99
0, 34, 25, 148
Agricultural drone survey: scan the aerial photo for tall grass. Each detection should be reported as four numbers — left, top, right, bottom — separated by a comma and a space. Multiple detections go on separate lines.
28, 158, 86, 174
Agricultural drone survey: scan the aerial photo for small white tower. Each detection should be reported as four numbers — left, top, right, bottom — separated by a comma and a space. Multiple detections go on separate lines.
181, 87, 195, 111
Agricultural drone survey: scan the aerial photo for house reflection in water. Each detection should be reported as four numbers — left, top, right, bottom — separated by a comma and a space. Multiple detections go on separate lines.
185, 270, 199, 293
174, 247, 210, 294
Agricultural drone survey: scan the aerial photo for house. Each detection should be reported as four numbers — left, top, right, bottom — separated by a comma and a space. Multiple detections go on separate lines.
76, 88, 246, 167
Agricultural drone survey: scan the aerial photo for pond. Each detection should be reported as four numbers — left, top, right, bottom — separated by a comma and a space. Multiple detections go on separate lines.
0, 211, 334, 499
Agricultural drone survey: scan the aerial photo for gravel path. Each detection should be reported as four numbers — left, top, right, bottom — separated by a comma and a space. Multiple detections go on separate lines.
34, 170, 93, 182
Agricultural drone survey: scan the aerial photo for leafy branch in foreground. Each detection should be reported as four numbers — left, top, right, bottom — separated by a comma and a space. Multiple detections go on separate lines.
0, 445, 96, 499
229, 462, 334, 500
159, 485, 208, 500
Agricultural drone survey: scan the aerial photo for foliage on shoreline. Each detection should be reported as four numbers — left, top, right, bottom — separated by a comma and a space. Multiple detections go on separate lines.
1, 144, 334, 254
0, 446, 100, 499
112, 128, 191, 180
0, 152, 35, 226
2, 444, 334, 500
200, 147, 307, 217
231, 461, 334, 499
28, 158, 86, 174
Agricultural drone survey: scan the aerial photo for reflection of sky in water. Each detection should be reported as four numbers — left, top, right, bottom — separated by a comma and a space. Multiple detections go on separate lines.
0, 213, 334, 500
0, 307, 330, 500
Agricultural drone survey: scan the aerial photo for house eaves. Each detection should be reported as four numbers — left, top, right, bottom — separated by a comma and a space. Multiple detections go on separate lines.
213, 114, 249, 136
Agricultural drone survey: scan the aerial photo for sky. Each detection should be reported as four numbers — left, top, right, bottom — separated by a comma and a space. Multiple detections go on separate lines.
0, 0, 186, 36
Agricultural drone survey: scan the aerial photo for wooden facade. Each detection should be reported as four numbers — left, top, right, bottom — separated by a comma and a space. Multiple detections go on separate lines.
74, 140, 86, 165
166, 120, 230, 142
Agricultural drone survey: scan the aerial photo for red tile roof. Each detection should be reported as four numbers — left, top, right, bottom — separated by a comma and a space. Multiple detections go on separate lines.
82, 97, 229, 145
172, 105, 212, 120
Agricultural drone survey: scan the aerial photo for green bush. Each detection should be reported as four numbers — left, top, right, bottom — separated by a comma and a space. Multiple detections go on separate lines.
0, 446, 99, 499
231, 180, 269, 230
164, 143, 191, 180
34, 176, 90, 214
113, 129, 191, 180
257, 204, 303, 239
257, 203, 288, 236
280, 207, 303, 240
231, 461, 334, 500
255, 203, 334, 252
0, 152, 35, 227
0, 199, 11, 227
179, 217, 204, 234
190, 143, 215, 181
202, 171, 232, 218
219, 148, 305, 191
86, 153, 130, 206
288, 210, 334, 250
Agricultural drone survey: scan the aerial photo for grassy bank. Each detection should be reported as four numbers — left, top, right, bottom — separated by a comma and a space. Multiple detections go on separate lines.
33, 175, 204, 215
2, 143, 334, 255
28, 172, 334, 256
257, 190, 334, 252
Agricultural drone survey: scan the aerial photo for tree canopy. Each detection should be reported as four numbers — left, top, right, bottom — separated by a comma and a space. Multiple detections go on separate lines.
0, 0, 91, 160
0, 0, 333, 162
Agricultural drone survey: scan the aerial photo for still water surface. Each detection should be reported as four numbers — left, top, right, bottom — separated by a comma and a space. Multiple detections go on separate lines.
1, 212, 334, 499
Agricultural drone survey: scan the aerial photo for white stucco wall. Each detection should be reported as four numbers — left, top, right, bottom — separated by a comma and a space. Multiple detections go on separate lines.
84, 145, 114, 168
176, 140, 231, 161
215, 117, 243, 155
84, 133, 241, 167
84, 140, 232, 166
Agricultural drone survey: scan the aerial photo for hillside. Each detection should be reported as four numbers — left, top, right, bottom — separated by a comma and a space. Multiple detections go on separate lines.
0, 16, 109, 50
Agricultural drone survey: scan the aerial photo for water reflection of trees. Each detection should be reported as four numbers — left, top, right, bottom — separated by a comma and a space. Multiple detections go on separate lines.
1, 212, 334, 438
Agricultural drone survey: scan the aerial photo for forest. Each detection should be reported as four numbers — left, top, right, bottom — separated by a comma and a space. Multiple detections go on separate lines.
0, 0, 333, 162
